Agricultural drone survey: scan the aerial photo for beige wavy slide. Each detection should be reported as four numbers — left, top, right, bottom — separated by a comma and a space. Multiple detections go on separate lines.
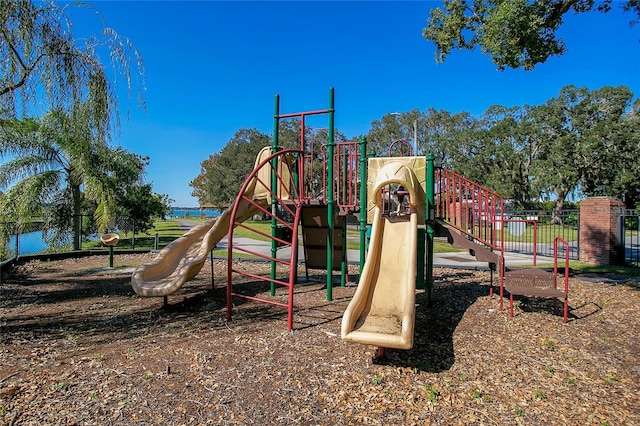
131, 147, 276, 297
341, 161, 423, 350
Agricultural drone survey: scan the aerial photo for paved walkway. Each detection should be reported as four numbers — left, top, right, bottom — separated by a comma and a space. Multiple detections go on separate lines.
174, 219, 542, 270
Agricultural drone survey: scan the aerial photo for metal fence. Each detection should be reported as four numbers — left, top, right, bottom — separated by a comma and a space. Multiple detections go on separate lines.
0, 215, 175, 262
621, 209, 639, 267
502, 209, 580, 261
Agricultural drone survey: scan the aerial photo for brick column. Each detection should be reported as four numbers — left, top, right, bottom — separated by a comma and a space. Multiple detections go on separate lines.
579, 197, 625, 265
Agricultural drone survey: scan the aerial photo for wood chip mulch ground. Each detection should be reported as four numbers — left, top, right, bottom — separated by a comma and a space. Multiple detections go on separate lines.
1, 253, 639, 425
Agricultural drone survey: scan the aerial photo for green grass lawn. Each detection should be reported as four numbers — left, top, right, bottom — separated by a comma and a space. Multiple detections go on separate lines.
501, 223, 578, 243
533, 261, 640, 277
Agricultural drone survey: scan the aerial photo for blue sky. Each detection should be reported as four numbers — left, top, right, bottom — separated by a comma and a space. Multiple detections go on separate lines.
73, 1, 639, 207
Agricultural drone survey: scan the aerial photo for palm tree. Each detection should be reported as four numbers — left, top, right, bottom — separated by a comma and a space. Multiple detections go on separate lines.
0, 105, 145, 250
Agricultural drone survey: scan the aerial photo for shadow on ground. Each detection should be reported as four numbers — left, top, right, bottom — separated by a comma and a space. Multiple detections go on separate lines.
378, 271, 490, 373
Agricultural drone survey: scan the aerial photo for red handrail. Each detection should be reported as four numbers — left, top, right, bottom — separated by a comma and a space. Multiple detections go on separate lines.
435, 168, 504, 252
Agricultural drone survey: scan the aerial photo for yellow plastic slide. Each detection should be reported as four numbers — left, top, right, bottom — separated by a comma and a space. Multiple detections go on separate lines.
131, 147, 275, 297
341, 162, 423, 350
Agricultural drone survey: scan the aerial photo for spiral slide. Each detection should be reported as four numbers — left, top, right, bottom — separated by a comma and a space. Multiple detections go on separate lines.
131, 147, 273, 297
341, 161, 424, 350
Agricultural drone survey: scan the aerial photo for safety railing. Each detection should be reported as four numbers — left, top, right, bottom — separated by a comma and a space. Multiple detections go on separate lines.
503, 209, 579, 260
621, 209, 639, 267
319, 142, 360, 213
435, 168, 504, 252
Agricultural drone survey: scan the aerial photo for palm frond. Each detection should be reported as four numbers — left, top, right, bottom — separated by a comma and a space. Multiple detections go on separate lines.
0, 154, 64, 189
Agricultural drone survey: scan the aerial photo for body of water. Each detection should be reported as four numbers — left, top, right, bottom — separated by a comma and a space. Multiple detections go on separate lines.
8, 231, 66, 257
170, 208, 221, 218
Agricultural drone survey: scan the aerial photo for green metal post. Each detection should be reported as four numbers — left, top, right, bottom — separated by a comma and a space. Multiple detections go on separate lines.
358, 136, 367, 274
426, 153, 435, 305
416, 228, 425, 290
271, 94, 280, 296
108, 246, 114, 268
326, 87, 335, 301
293, 153, 300, 201
211, 245, 216, 290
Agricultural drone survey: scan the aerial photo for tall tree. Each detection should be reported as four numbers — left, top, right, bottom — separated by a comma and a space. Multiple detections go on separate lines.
420, 108, 480, 171
366, 113, 406, 156
572, 86, 640, 207
478, 105, 545, 208
190, 128, 271, 207
0, 0, 145, 132
423, 0, 640, 70
534, 85, 637, 213
0, 108, 146, 249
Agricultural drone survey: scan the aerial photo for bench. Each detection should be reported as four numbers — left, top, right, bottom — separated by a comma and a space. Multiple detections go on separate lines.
503, 237, 570, 323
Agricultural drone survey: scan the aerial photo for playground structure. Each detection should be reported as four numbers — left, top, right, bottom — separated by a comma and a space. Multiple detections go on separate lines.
131, 146, 275, 298
131, 87, 571, 354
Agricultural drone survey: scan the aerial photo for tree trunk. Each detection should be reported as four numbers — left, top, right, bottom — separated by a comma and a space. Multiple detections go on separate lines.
72, 184, 82, 251
552, 193, 566, 225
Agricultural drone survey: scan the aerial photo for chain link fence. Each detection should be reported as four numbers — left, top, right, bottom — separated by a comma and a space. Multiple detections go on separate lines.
0, 215, 179, 263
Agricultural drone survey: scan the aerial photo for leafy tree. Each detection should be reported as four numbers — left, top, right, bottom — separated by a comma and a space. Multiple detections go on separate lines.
617, 99, 640, 207
366, 113, 406, 156
190, 128, 271, 207
535, 85, 637, 212
0, 1, 149, 251
364, 85, 638, 213
572, 86, 640, 207
116, 184, 173, 235
0, 108, 146, 249
423, 0, 640, 70
477, 105, 546, 208
0, 0, 144, 129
